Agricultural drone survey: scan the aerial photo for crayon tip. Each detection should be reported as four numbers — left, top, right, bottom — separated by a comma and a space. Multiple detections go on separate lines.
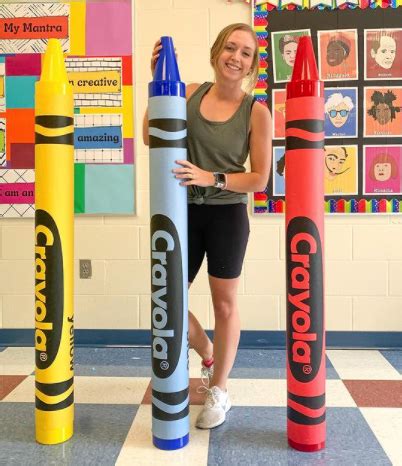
40, 39, 68, 83
291, 36, 319, 82
287, 36, 323, 99
153, 36, 181, 83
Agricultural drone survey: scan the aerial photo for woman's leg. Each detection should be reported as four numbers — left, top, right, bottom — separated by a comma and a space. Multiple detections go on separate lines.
188, 283, 214, 361
208, 275, 241, 390
189, 310, 213, 361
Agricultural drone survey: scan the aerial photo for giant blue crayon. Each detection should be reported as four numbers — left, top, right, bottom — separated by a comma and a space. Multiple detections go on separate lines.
148, 36, 189, 450
285, 36, 326, 452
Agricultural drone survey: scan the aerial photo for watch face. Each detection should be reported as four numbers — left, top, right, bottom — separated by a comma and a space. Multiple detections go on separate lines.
217, 173, 226, 184
214, 173, 225, 188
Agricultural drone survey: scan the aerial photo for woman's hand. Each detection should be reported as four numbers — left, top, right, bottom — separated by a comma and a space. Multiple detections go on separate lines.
151, 39, 162, 76
151, 39, 178, 76
173, 160, 215, 187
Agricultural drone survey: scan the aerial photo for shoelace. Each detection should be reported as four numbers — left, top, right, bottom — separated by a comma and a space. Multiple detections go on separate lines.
200, 365, 213, 388
196, 386, 220, 409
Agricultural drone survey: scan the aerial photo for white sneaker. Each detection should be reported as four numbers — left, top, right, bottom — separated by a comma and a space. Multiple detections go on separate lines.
195, 385, 231, 429
200, 363, 214, 387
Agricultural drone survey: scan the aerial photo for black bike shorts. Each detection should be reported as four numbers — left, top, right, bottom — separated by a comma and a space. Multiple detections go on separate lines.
188, 203, 250, 283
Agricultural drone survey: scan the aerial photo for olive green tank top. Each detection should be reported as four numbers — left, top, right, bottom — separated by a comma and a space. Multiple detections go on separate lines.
186, 82, 254, 205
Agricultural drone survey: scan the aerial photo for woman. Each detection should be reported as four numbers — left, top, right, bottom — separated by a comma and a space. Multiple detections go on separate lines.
143, 23, 272, 429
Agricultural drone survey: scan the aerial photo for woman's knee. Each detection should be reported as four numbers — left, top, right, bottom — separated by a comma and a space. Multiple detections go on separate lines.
213, 299, 238, 320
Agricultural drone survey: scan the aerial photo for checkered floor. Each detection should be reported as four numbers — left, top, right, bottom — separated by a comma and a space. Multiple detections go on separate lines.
1, 347, 401, 465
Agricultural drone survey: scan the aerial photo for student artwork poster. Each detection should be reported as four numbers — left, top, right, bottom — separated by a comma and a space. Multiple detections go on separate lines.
272, 89, 286, 140
365, 29, 402, 80
271, 30, 310, 83
324, 88, 358, 138
273, 147, 285, 196
318, 29, 358, 82
364, 87, 402, 137
324, 145, 358, 196
364, 145, 402, 195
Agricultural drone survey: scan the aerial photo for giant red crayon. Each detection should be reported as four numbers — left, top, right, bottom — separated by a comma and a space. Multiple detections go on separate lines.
285, 36, 326, 452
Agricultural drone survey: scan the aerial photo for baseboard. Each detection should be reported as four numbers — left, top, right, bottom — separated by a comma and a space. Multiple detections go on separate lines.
0, 329, 401, 349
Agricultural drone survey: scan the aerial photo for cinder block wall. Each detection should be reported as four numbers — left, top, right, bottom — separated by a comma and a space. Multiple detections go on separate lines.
0, 0, 401, 334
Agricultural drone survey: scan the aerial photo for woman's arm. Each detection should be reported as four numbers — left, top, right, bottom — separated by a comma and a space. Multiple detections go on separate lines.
143, 82, 200, 147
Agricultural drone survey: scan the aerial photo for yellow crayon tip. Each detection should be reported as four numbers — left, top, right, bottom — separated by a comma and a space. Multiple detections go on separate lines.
40, 39, 68, 84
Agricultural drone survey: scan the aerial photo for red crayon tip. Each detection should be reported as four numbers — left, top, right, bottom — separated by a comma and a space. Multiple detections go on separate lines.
287, 36, 323, 99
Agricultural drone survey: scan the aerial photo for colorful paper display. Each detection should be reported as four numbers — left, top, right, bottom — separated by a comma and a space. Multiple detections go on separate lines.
0, 1, 134, 217
253, 0, 402, 215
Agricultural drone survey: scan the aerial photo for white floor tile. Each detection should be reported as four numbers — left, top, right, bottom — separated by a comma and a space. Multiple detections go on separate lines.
226, 379, 357, 408
3, 376, 150, 404
115, 405, 209, 466
0, 347, 34, 376
327, 350, 401, 380
361, 408, 402, 466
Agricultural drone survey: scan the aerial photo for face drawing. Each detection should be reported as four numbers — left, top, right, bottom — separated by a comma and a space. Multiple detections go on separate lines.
367, 90, 400, 127
375, 102, 392, 125
326, 37, 350, 67
325, 92, 354, 129
325, 146, 349, 178
279, 35, 299, 68
328, 105, 349, 127
374, 162, 392, 181
369, 152, 399, 183
282, 41, 297, 67
371, 35, 396, 70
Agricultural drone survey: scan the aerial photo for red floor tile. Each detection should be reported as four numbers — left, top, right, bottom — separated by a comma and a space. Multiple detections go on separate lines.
343, 380, 402, 408
142, 378, 206, 406
0, 375, 27, 400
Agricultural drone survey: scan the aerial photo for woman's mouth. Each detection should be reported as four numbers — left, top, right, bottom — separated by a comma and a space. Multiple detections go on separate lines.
226, 63, 241, 71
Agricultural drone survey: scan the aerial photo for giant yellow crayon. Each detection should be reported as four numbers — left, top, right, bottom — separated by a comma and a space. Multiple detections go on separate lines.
34, 39, 74, 445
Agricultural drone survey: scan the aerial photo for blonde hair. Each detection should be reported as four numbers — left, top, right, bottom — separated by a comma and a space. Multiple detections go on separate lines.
210, 23, 259, 94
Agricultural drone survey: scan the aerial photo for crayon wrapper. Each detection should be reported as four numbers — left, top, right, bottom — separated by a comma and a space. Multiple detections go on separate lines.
34, 82, 74, 444
285, 95, 326, 448
149, 94, 189, 443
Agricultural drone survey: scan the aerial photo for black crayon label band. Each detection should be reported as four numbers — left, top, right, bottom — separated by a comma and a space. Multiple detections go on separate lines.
152, 404, 189, 422
35, 132, 74, 146
35, 115, 74, 128
149, 136, 186, 149
36, 377, 73, 397
285, 119, 324, 132
36, 391, 74, 412
149, 118, 186, 131
288, 406, 326, 425
286, 137, 324, 151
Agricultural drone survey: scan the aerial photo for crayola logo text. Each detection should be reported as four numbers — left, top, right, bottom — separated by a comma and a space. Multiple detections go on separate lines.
151, 215, 183, 379
287, 217, 324, 382
35, 210, 64, 370
35, 224, 54, 354
152, 229, 174, 360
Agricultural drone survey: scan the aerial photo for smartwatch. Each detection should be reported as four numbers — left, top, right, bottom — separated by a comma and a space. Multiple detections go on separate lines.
213, 172, 227, 189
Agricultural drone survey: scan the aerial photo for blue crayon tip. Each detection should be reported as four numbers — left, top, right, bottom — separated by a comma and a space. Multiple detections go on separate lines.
154, 36, 181, 83
149, 36, 185, 97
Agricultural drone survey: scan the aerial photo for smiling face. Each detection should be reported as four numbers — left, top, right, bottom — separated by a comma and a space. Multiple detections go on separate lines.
374, 162, 392, 181
325, 146, 348, 177
282, 41, 298, 67
371, 35, 396, 70
328, 102, 350, 128
216, 30, 256, 83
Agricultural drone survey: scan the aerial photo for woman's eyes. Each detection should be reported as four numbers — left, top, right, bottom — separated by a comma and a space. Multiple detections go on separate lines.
225, 45, 251, 57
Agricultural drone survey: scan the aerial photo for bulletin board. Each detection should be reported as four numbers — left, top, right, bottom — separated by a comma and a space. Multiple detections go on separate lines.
0, 0, 135, 217
253, 0, 402, 214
